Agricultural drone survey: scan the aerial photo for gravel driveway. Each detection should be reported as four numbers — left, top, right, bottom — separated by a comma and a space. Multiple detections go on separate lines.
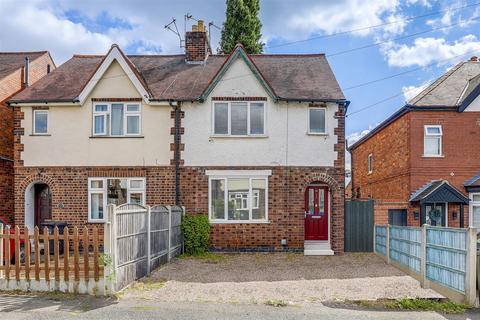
122, 253, 442, 304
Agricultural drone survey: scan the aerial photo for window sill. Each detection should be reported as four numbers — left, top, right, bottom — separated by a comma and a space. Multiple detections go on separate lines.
422, 154, 444, 158
209, 135, 268, 139
30, 134, 51, 136
209, 220, 270, 224
88, 220, 106, 224
90, 135, 144, 139
307, 132, 328, 136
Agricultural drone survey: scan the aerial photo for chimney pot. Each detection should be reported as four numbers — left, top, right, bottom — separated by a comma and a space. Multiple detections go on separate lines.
470, 56, 478, 61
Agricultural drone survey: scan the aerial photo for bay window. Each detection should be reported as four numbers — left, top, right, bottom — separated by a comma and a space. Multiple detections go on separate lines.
424, 125, 442, 156
93, 103, 141, 136
88, 177, 145, 222
212, 101, 265, 136
208, 171, 270, 223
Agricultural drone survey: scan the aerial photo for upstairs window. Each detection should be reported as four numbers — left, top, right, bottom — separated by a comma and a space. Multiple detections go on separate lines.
33, 110, 49, 135
213, 102, 265, 136
368, 153, 373, 173
424, 125, 442, 156
470, 193, 480, 228
308, 107, 326, 134
93, 103, 141, 136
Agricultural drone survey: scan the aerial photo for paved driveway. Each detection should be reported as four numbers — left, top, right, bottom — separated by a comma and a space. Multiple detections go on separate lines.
122, 253, 442, 304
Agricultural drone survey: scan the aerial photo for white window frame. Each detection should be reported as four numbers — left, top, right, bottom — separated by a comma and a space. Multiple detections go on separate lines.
368, 153, 373, 174
469, 193, 480, 228
33, 110, 49, 135
92, 102, 142, 137
211, 101, 267, 137
87, 177, 146, 223
207, 170, 271, 223
423, 125, 443, 157
307, 107, 327, 135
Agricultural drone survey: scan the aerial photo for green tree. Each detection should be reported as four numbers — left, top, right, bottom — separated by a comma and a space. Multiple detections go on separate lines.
220, 0, 264, 54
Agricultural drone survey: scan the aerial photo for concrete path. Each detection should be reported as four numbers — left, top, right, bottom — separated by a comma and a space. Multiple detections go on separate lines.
0, 294, 476, 320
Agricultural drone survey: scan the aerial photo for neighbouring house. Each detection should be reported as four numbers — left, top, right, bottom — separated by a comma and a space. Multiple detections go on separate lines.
8, 21, 347, 254
349, 56, 480, 229
0, 51, 55, 224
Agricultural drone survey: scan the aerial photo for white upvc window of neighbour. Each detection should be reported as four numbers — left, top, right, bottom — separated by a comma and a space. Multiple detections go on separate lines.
212, 101, 265, 136
88, 177, 145, 222
33, 110, 49, 135
93, 103, 141, 136
308, 107, 326, 134
208, 171, 270, 223
470, 193, 480, 228
368, 153, 373, 173
424, 125, 442, 156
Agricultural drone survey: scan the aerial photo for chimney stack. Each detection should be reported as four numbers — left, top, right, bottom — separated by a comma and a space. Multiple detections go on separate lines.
470, 56, 478, 62
185, 20, 210, 64
24, 56, 30, 87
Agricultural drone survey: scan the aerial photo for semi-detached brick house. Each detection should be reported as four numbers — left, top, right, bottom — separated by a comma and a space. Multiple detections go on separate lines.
8, 21, 347, 254
0, 51, 55, 223
349, 57, 480, 229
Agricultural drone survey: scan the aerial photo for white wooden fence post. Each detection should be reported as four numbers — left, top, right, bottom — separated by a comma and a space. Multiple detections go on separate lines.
106, 204, 118, 294
146, 205, 151, 275
386, 224, 390, 264
0, 224, 3, 279
167, 206, 172, 262
465, 227, 477, 306
420, 224, 428, 289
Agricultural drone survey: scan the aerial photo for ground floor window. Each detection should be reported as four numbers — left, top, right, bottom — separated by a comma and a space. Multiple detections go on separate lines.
470, 193, 480, 228
207, 170, 270, 223
88, 177, 145, 222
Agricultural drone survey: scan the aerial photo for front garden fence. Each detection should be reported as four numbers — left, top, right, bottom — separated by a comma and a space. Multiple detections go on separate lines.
374, 224, 477, 306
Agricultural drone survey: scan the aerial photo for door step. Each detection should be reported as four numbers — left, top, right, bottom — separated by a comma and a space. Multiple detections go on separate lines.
304, 241, 334, 256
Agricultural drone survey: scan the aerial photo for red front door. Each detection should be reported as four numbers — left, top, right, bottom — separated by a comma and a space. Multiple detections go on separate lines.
304, 186, 328, 241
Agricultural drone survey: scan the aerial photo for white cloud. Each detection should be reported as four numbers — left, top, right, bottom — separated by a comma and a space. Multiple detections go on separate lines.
402, 81, 430, 102
288, 0, 401, 37
382, 35, 480, 67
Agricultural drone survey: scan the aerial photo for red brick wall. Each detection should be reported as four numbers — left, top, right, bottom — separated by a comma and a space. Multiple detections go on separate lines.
181, 166, 345, 253
14, 166, 176, 233
1, 53, 54, 224
352, 109, 479, 227
351, 112, 411, 201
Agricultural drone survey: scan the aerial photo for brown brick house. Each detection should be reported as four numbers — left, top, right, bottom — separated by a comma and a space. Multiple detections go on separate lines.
0, 51, 55, 223
8, 22, 347, 254
349, 57, 480, 229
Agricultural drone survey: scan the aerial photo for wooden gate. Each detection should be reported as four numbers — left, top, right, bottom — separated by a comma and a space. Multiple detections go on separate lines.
344, 199, 374, 252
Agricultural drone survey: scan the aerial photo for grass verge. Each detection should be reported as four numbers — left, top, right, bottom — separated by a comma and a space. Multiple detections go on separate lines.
387, 298, 468, 314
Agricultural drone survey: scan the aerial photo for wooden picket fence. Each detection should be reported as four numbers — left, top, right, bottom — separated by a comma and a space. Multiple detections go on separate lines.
0, 225, 104, 294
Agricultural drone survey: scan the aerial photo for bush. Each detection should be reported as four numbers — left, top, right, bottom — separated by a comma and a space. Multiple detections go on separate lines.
182, 214, 210, 255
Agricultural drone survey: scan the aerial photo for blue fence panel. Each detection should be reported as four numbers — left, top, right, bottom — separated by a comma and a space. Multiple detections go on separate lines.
426, 227, 467, 293
375, 225, 387, 256
389, 226, 422, 272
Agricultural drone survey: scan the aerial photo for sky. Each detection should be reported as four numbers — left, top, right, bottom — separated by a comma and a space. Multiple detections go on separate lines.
2, 0, 480, 155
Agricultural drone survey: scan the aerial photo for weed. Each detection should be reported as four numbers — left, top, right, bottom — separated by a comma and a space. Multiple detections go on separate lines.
387, 298, 467, 314
265, 299, 288, 307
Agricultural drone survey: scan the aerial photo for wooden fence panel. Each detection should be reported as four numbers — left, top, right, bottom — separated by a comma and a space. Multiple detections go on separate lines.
345, 199, 374, 252
374, 224, 477, 306
150, 205, 169, 271
389, 226, 421, 273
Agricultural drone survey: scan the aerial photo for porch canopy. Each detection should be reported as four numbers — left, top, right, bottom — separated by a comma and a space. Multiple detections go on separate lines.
409, 180, 469, 227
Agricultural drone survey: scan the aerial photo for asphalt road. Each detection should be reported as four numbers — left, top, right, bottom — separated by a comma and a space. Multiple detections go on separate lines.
1, 294, 479, 320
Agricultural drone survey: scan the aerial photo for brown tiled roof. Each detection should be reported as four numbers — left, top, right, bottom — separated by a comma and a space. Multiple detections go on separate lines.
10, 52, 345, 103
0, 51, 48, 79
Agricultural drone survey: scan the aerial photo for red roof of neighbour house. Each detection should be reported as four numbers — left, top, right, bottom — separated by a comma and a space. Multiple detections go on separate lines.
9, 46, 345, 103
0, 51, 50, 79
